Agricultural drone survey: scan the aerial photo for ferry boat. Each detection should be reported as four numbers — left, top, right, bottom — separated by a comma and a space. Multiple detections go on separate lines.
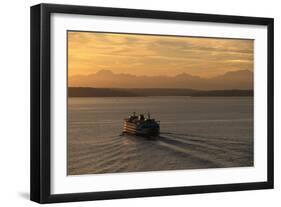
123, 112, 160, 136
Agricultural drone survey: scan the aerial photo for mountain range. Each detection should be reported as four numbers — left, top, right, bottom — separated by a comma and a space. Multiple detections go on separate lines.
69, 69, 253, 90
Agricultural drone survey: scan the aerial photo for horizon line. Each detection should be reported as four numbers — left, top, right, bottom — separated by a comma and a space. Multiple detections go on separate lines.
69, 69, 253, 79
68, 87, 253, 91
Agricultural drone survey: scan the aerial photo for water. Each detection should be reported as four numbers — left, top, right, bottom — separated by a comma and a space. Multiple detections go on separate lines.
67, 96, 253, 175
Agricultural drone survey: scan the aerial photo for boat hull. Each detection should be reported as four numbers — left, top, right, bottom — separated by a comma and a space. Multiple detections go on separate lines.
123, 120, 159, 137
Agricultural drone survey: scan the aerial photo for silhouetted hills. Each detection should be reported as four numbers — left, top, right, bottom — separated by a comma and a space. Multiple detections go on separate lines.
69, 69, 253, 90
68, 87, 253, 97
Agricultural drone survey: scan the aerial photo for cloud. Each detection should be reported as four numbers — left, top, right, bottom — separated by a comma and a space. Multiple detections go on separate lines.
68, 31, 253, 78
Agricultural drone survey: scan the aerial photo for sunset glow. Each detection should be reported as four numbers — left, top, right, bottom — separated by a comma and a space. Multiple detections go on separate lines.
68, 31, 253, 87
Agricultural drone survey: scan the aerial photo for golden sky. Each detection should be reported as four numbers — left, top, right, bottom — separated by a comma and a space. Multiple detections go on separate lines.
68, 31, 253, 78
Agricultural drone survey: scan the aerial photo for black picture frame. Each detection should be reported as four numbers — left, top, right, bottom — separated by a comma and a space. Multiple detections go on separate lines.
30, 3, 274, 204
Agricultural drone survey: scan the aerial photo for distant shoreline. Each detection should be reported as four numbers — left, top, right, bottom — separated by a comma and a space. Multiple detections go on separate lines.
68, 87, 253, 97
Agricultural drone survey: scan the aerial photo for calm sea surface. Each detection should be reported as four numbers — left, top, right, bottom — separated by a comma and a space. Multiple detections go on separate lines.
67, 96, 253, 175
